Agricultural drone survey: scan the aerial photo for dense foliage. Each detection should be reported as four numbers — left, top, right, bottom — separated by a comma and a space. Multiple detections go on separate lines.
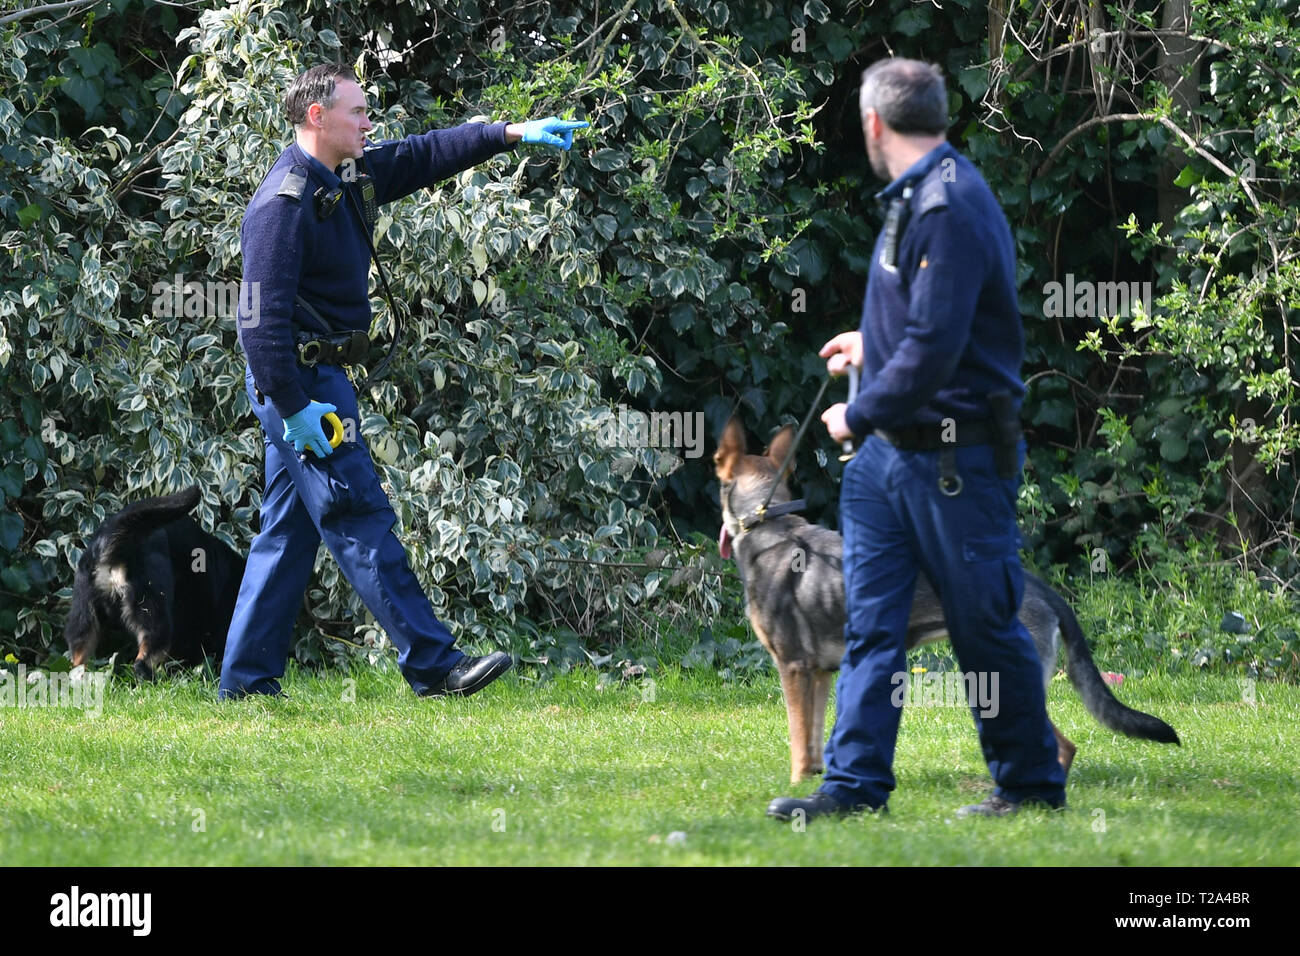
1, 0, 1296, 679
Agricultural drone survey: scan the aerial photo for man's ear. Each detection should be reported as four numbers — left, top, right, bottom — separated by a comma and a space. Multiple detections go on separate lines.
865, 108, 882, 140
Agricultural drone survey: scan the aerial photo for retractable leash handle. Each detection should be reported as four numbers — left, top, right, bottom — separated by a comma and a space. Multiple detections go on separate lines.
839, 364, 860, 462
296, 410, 345, 463
322, 412, 344, 449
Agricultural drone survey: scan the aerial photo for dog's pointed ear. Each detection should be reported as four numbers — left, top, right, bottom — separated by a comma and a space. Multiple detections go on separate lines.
763, 425, 797, 474
714, 416, 747, 481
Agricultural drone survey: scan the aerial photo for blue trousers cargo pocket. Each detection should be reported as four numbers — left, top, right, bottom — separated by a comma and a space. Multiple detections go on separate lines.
962, 533, 1018, 563
961, 532, 1023, 629
311, 445, 391, 525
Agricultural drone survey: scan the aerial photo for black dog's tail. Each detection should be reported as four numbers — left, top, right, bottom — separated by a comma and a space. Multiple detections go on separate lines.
1030, 578, 1181, 746
98, 485, 201, 565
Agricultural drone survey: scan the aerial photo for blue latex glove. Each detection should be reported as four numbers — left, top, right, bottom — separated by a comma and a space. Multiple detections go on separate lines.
283, 400, 338, 458
519, 116, 589, 150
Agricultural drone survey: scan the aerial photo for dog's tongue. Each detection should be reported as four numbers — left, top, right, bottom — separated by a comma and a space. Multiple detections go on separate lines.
719, 525, 732, 560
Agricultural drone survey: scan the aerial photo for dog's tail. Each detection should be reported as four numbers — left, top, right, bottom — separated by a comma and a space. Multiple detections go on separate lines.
98, 485, 202, 564
1031, 577, 1181, 746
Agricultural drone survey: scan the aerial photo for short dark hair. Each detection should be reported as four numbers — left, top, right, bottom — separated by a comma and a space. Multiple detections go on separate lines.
859, 59, 948, 135
285, 63, 357, 127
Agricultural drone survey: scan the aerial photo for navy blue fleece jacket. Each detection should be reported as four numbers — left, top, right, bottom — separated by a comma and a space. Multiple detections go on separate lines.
843, 141, 1025, 437
237, 121, 514, 417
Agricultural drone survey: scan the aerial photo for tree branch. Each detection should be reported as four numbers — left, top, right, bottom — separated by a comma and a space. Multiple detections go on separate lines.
0, 1, 100, 27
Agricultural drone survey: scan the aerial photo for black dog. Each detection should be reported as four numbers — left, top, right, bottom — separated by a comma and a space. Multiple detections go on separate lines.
64, 486, 245, 679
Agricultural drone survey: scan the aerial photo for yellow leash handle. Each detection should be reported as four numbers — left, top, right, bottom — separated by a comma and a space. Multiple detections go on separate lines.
322, 412, 344, 449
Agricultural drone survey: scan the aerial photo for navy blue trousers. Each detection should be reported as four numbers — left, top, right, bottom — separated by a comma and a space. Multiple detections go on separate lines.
218, 365, 464, 699
819, 435, 1066, 809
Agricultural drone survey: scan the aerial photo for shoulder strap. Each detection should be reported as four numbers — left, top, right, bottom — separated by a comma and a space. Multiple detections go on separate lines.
294, 294, 338, 333
276, 165, 310, 202
346, 186, 403, 384
915, 174, 948, 217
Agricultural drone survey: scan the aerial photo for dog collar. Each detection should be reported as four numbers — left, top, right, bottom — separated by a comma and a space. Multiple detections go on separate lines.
738, 498, 807, 532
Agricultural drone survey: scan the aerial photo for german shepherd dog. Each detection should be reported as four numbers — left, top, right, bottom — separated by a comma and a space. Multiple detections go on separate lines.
714, 417, 1180, 783
64, 486, 245, 680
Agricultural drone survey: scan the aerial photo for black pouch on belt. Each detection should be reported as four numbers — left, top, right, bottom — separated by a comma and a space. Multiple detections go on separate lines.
294, 329, 371, 367
987, 390, 1023, 480
292, 294, 371, 367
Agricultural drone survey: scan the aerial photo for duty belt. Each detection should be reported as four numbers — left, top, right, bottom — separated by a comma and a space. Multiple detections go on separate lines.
872, 420, 1001, 450
295, 329, 371, 367
873, 392, 1023, 495
292, 294, 370, 367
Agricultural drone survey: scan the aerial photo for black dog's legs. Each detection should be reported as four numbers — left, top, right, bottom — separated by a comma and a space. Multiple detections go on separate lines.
65, 570, 106, 667
126, 575, 174, 682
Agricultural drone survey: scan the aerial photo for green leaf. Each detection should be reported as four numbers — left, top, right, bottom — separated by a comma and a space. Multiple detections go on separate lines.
0, 565, 29, 594
804, 0, 831, 24
957, 66, 989, 101
0, 512, 23, 551
1172, 165, 1202, 188
669, 303, 695, 332
61, 76, 102, 116
71, 366, 94, 395
664, 267, 686, 297
1159, 435, 1189, 462
589, 149, 626, 171
0, 464, 21, 500
822, 24, 855, 61
893, 6, 932, 37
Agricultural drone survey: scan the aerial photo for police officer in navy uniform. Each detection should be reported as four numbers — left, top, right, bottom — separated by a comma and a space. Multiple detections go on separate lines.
220, 63, 586, 700
768, 59, 1067, 818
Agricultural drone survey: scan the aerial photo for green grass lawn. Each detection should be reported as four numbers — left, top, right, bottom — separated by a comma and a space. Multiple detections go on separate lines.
1, 664, 1296, 865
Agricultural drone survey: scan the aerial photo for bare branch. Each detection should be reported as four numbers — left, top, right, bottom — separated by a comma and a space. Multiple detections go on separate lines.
0, 1, 100, 27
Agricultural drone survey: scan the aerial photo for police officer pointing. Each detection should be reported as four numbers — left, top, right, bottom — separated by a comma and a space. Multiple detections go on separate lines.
768, 58, 1067, 818
220, 63, 586, 700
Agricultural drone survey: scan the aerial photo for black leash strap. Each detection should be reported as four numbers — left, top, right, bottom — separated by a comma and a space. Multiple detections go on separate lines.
756, 375, 833, 520
346, 179, 403, 385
